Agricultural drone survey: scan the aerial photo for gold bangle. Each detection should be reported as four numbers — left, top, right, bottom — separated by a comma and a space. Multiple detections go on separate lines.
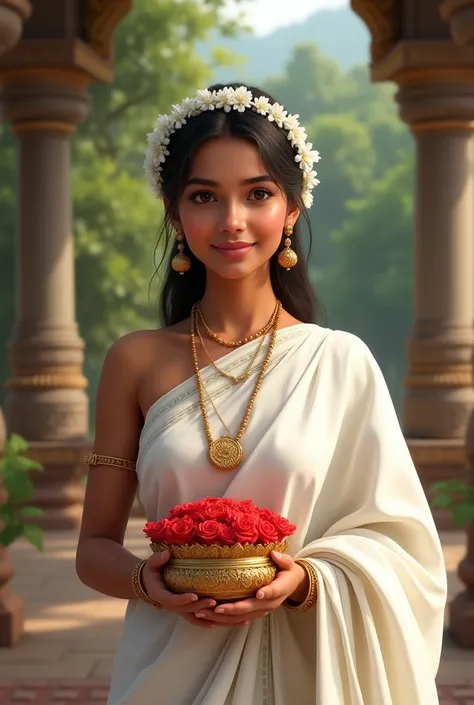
84, 453, 136, 471
284, 559, 318, 613
131, 559, 163, 611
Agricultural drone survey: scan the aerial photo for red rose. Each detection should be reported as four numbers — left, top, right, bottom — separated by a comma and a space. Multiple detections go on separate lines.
143, 519, 170, 543
164, 516, 196, 545
219, 524, 237, 546
170, 500, 207, 520
257, 509, 296, 541
196, 520, 221, 545
202, 499, 231, 521
232, 513, 259, 544
257, 518, 279, 544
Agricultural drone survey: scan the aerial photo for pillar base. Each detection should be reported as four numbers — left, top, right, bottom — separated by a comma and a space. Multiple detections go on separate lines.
26, 438, 91, 531
407, 438, 468, 530
449, 589, 474, 648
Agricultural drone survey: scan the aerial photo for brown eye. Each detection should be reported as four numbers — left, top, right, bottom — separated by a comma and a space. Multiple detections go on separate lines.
249, 188, 273, 201
191, 191, 216, 204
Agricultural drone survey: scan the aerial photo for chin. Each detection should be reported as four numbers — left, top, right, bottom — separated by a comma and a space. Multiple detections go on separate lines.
207, 260, 267, 281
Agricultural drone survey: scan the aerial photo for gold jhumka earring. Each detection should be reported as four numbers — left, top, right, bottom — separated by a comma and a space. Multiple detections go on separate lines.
278, 224, 298, 270
171, 231, 191, 275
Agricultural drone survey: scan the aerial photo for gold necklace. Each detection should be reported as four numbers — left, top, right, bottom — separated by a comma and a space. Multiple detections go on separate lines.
195, 311, 273, 385
197, 300, 278, 348
191, 302, 281, 471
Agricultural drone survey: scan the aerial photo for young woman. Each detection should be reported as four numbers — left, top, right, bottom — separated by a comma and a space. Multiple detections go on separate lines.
76, 84, 447, 705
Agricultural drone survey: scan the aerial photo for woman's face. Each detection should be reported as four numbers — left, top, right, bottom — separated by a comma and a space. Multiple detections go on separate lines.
176, 136, 299, 280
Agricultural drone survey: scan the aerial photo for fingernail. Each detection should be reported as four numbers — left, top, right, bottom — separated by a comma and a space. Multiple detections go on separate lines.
208, 601, 217, 607
273, 551, 281, 558
215, 607, 225, 614
257, 591, 265, 599
196, 612, 205, 618
189, 595, 199, 602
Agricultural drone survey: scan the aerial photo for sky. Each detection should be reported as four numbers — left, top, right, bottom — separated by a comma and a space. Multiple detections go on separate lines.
226, 0, 349, 35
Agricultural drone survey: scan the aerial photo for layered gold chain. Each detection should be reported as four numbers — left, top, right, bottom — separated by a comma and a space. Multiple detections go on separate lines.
190, 301, 282, 470
194, 306, 277, 385
196, 300, 279, 348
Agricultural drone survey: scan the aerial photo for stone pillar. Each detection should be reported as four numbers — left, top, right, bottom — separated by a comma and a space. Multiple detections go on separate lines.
0, 0, 31, 56
0, 72, 91, 529
396, 84, 474, 526
0, 408, 25, 646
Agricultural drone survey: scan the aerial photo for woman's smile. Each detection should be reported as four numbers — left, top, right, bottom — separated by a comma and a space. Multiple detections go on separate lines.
212, 241, 256, 260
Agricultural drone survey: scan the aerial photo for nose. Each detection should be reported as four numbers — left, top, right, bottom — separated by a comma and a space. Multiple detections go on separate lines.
218, 199, 246, 234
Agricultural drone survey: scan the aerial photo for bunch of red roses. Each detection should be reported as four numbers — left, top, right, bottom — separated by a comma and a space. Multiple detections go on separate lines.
143, 497, 296, 546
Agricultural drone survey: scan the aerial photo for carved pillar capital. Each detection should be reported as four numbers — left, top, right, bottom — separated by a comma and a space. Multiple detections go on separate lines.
0, 0, 31, 57
441, 0, 474, 46
351, 0, 400, 63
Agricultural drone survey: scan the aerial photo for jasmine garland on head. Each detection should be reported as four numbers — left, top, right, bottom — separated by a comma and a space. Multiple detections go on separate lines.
144, 85, 321, 209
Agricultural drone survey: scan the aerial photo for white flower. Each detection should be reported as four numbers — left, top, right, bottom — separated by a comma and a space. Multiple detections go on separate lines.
155, 114, 173, 136
253, 95, 272, 115
170, 103, 189, 128
195, 89, 216, 111
286, 123, 307, 149
181, 97, 197, 117
303, 170, 320, 189
295, 142, 321, 172
215, 87, 234, 112
267, 102, 288, 127
231, 86, 253, 112
302, 190, 314, 209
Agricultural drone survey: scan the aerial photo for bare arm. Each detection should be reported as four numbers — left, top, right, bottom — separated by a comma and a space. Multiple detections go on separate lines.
76, 336, 143, 599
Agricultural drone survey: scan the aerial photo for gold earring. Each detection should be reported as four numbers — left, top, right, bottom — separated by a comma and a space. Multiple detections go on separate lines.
278, 225, 298, 270
171, 232, 191, 275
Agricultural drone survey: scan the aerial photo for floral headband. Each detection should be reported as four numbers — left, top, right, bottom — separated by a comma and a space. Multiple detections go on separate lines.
144, 85, 321, 209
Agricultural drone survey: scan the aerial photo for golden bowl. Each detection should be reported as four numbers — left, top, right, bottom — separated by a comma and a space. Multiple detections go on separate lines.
151, 541, 288, 601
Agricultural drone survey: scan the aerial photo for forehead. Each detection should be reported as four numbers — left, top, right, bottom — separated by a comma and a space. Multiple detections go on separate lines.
189, 136, 267, 178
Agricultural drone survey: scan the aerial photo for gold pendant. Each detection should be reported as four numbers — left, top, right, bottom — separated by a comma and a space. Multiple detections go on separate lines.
209, 437, 244, 471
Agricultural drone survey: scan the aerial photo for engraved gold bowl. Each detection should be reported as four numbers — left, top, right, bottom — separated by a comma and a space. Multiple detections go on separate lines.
151, 541, 288, 601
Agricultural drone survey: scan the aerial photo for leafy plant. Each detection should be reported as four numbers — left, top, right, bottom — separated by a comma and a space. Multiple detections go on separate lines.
431, 479, 474, 527
0, 433, 44, 550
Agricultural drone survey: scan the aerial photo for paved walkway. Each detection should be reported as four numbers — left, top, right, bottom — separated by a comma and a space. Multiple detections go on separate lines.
0, 520, 472, 704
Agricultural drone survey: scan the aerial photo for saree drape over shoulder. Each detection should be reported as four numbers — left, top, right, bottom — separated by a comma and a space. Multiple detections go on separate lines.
108, 324, 447, 705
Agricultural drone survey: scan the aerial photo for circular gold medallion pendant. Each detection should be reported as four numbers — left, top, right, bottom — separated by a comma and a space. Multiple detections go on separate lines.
209, 437, 244, 471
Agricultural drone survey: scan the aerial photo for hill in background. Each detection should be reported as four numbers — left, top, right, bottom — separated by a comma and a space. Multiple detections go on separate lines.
198, 6, 371, 83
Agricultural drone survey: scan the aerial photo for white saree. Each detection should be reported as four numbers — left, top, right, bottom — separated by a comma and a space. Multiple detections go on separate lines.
108, 324, 447, 705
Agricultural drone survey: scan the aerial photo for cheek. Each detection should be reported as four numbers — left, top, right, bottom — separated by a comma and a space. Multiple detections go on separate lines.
250, 201, 286, 243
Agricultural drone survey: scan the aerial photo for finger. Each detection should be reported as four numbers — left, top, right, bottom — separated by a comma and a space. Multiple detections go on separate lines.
182, 614, 218, 629
196, 610, 260, 624
271, 551, 294, 571
177, 598, 217, 614
256, 572, 295, 601
157, 590, 200, 609
146, 550, 171, 568
212, 599, 279, 616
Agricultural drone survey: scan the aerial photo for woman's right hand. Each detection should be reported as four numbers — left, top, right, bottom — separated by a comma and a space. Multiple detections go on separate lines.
140, 551, 223, 628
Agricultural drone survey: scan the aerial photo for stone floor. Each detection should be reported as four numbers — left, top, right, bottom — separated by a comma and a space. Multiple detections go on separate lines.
0, 520, 472, 703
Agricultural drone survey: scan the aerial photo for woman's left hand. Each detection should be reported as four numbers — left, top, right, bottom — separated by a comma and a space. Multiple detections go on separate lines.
195, 551, 308, 627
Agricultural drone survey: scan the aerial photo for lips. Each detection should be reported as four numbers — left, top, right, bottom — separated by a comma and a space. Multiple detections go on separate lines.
213, 242, 255, 250
212, 241, 256, 260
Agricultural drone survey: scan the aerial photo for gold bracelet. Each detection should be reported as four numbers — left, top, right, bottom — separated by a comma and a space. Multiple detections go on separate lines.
131, 559, 163, 611
284, 559, 319, 613
84, 453, 136, 471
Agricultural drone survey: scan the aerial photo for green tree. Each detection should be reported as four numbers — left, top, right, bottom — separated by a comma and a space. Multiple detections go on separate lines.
265, 43, 350, 122
307, 113, 376, 270
319, 154, 414, 409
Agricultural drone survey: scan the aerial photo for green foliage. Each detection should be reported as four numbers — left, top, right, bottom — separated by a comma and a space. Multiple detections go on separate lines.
0, 434, 44, 550
318, 155, 414, 406
431, 479, 474, 527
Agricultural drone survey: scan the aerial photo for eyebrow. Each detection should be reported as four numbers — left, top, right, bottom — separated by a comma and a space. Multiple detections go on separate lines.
185, 175, 275, 187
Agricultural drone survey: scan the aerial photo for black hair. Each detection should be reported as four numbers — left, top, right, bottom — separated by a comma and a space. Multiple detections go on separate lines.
154, 82, 323, 326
